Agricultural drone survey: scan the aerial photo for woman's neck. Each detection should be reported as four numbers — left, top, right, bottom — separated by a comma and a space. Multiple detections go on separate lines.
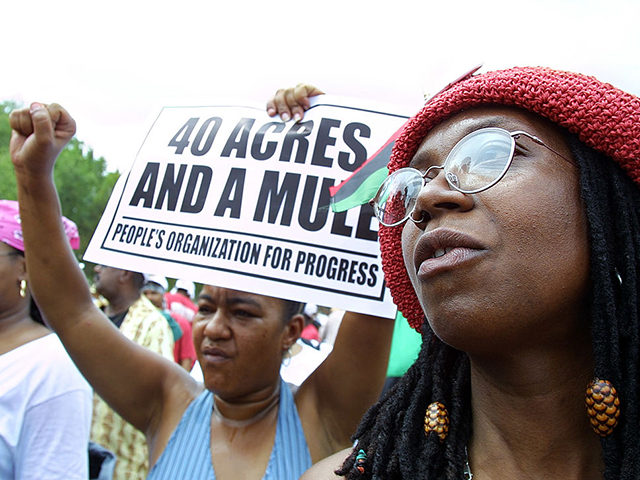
213, 381, 281, 429
0, 306, 49, 355
468, 338, 602, 479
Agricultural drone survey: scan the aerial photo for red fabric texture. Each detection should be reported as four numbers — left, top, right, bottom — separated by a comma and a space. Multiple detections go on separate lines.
171, 312, 196, 368
379, 66, 640, 331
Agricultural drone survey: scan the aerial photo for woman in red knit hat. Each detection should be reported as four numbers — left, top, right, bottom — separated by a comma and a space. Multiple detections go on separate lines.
288, 67, 640, 479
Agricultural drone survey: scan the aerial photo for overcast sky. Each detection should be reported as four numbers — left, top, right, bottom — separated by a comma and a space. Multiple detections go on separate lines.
2, 0, 638, 172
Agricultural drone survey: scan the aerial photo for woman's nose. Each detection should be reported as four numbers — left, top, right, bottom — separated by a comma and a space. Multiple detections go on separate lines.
410, 169, 475, 226
203, 312, 232, 339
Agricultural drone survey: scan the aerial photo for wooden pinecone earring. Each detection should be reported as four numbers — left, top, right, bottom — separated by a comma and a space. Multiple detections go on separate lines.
585, 378, 620, 437
424, 402, 449, 442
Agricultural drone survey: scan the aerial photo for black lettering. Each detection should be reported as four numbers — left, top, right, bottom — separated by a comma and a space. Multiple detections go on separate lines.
190, 235, 201, 255
166, 231, 176, 250
263, 245, 273, 267
221, 118, 255, 158
356, 261, 367, 285
169, 118, 198, 154
367, 264, 379, 287
281, 248, 292, 271
348, 260, 359, 284
316, 255, 327, 277
181, 166, 212, 213
239, 242, 251, 263
249, 243, 261, 264
327, 256, 338, 280
199, 236, 210, 256
183, 233, 193, 253
269, 247, 282, 268
251, 122, 285, 160
112, 223, 123, 241
191, 117, 223, 156
227, 239, 238, 259
330, 211, 353, 237
339, 122, 370, 172
175, 233, 184, 252
280, 121, 313, 163
133, 226, 145, 244
337, 258, 349, 282
125, 226, 136, 244
304, 252, 317, 275
155, 230, 164, 248
119, 224, 129, 242
311, 118, 340, 168
129, 162, 159, 208
219, 238, 228, 258
298, 177, 333, 232
294, 251, 306, 273
214, 168, 245, 218
142, 228, 154, 247
210, 237, 221, 258
355, 203, 378, 241
253, 171, 300, 226
154, 164, 187, 211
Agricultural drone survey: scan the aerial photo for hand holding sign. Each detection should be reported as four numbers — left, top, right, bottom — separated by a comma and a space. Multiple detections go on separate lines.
266, 83, 324, 122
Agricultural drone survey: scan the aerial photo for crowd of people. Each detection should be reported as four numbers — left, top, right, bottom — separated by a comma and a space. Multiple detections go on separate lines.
1, 64, 639, 480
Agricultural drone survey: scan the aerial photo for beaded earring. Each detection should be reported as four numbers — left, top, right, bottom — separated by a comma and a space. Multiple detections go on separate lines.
585, 378, 620, 437
424, 401, 449, 442
19, 279, 27, 298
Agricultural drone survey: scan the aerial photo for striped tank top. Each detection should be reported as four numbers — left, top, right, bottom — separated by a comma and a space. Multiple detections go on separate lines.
148, 379, 311, 479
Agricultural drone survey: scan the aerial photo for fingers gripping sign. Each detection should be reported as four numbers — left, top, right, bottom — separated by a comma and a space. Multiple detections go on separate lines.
9, 102, 76, 178
266, 83, 324, 122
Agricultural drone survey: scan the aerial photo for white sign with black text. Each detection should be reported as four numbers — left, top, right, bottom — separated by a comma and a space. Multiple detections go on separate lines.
84, 96, 409, 318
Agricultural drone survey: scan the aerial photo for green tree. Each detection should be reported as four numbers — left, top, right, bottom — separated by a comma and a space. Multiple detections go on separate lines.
0, 101, 120, 274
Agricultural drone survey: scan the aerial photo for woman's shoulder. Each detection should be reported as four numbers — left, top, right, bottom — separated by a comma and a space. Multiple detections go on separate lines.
300, 448, 350, 479
0, 333, 91, 411
28, 333, 92, 394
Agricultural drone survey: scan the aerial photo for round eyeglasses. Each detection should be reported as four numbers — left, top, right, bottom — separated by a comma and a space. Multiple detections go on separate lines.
371, 127, 570, 227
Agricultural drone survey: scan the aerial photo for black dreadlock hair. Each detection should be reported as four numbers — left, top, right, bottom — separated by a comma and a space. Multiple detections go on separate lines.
336, 134, 640, 479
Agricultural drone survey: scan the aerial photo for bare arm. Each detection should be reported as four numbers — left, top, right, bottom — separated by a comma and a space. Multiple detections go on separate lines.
9, 103, 198, 436
300, 447, 350, 479
297, 311, 394, 457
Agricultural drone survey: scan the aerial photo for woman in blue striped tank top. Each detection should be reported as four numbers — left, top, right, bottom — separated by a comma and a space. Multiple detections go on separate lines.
9, 100, 394, 479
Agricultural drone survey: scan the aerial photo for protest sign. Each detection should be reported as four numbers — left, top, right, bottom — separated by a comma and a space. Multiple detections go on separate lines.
84, 96, 409, 318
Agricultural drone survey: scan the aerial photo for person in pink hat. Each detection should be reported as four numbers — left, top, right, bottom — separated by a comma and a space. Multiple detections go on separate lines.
288, 66, 640, 479
0, 199, 93, 479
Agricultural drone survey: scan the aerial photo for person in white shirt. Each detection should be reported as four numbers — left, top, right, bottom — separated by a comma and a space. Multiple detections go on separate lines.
0, 199, 92, 480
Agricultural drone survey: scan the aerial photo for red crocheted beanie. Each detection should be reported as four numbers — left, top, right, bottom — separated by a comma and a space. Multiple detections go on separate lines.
379, 66, 640, 331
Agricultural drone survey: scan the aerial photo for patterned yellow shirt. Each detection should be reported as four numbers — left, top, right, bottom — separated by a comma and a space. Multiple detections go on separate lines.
90, 295, 174, 480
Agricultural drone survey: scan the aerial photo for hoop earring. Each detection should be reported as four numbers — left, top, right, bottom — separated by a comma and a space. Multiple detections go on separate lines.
424, 401, 449, 442
586, 378, 620, 437
19, 279, 27, 298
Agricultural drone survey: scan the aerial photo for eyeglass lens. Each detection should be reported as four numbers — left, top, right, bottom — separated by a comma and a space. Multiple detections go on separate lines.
373, 128, 515, 226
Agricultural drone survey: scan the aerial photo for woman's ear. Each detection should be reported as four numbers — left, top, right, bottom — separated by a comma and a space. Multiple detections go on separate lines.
14, 253, 27, 280
282, 313, 304, 350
